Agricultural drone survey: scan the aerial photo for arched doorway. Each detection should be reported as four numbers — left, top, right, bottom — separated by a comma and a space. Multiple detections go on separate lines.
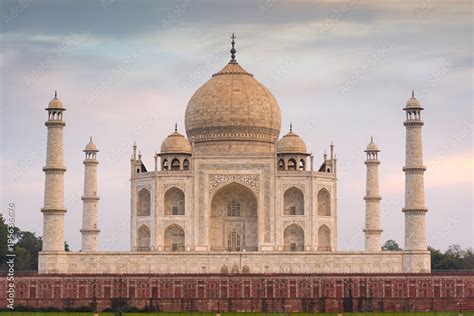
283, 186, 304, 215
164, 224, 185, 252
164, 187, 185, 215
318, 225, 331, 251
317, 188, 331, 216
137, 225, 150, 251
210, 182, 258, 252
137, 188, 151, 216
283, 224, 304, 251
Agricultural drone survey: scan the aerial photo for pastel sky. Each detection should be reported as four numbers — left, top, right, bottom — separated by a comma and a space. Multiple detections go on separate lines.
1, 0, 472, 251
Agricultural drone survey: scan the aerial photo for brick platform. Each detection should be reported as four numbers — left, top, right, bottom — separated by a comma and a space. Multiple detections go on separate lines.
1, 272, 473, 312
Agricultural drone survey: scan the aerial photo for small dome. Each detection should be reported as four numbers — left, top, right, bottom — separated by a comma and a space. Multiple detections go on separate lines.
365, 137, 379, 152
405, 91, 422, 109
161, 130, 192, 154
276, 128, 307, 154
48, 91, 64, 109
84, 137, 98, 152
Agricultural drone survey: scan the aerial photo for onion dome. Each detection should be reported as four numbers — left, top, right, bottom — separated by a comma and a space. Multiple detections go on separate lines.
48, 90, 65, 109
184, 34, 281, 152
84, 137, 98, 152
365, 137, 379, 152
276, 124, 307, 154
160, 124, 192, 154
404, 90, 423, 109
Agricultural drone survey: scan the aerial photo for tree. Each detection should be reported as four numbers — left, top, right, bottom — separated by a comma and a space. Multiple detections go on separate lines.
382, 239, 402, 251
15, 231, 42, 270
430, 245, 474, 271
0, 214, 22, 269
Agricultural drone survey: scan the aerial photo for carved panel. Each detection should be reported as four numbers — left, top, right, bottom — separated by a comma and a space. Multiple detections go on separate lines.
281, 183, 305, 193
163, 183, 186, 192
209, 174, 260, 193
282, 220, 306, 229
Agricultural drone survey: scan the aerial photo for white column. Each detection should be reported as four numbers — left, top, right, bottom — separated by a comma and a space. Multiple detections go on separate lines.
80, 142, 100, 251
403, 94, 428, 251
42, 94, 67, 252
363, 139, 382, 251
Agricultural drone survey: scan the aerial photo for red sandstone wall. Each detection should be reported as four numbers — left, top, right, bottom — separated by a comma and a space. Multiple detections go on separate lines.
1, 273, 472, 312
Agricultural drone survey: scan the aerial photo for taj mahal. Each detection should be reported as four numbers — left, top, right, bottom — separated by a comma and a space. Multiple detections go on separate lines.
38, 36, 431, 274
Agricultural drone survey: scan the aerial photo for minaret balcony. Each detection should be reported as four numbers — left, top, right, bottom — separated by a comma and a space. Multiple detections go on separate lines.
402, 208, 428, 213
403, 120, 424, 127
45, 120, 66, 127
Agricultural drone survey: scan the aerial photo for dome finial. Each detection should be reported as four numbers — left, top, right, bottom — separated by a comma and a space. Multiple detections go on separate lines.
412, 90, 415, 98
290, 122, 293, 132
230, 33, 237, 63
175, 122, 178, 132
90, 136, 92, 142
371, 136, 374, 143
54, 90, 58, 99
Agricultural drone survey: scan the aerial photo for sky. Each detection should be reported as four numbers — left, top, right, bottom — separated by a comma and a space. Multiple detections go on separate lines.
0, 0, 472, 252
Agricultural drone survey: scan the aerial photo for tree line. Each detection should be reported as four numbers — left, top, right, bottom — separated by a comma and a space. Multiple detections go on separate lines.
1, 215, 472, 271
0, 214, 69, 271
382, 239, 474, 270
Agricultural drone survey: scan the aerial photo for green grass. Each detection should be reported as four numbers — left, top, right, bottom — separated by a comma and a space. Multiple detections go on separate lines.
1, 313, 473, 316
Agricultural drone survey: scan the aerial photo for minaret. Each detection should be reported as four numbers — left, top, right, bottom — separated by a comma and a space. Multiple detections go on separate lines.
403, 91, 428, 251
363, 137, 383, 251
41, 91, 67, 252
80, 137, 100, 251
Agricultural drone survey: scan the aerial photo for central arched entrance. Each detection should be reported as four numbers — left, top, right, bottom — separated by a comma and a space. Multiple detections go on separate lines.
210, 182, 258, 252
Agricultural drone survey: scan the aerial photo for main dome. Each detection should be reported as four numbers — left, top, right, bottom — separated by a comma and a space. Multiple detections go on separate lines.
185, 59, 281, 153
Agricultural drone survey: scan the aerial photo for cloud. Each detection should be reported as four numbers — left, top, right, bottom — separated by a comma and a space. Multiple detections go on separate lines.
1, 0, 472, 251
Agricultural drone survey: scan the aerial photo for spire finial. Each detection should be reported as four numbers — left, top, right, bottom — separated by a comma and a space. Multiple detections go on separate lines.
371, 136, 373, 143
412, 90, 415, 98
54, 90, 57, 99
290, 122, 293, 132
175, 122, 178, 132
90, 136, 92, 142
230, 33, 237, 62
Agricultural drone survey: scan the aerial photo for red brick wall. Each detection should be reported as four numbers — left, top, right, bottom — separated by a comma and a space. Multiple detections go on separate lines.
1, 273, 473, 312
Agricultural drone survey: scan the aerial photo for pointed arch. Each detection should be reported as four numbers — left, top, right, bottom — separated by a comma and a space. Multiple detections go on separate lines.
210, 182, 258, 252
164, 224, 185, 252
220, 265, 229, 274
278, 159, 285, 171
288, 158, 296, 171
137, 188, 151, 216
164, 187, 185, 215
171, 158, 180, 171
137, 225, 150, 251
318, 224, 331, 251
299, 159, 305, 171
317, 188, 331, 216
183, 159, 190, 170
283, 186, 304, 215
162, 159, 169, 171
283, 224, 304, 251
